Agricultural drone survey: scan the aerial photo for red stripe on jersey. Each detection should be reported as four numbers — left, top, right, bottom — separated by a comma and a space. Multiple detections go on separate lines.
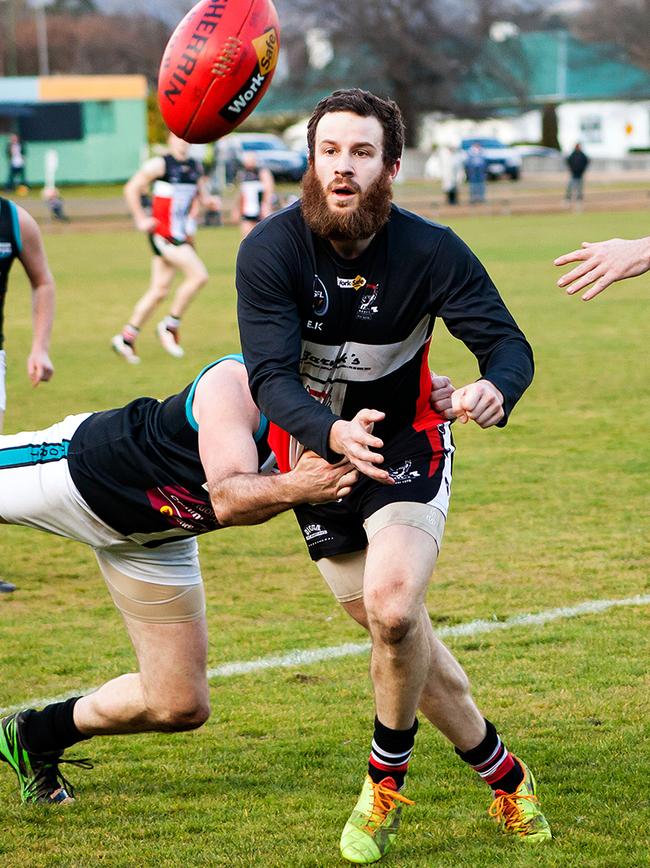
268, 422, 292, 473
152, 196, 173, 241
412, 338, 445, 434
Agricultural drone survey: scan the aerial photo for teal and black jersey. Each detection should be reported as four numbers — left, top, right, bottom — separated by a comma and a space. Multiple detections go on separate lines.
67, 356, 274, 546
0, 196, 22, 351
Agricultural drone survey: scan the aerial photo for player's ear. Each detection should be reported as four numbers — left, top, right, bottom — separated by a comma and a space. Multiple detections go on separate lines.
388, 159, 400, 181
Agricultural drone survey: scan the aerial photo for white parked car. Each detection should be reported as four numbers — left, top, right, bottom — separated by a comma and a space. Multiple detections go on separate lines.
216, 133, 307, 183
461, 137, 522, 180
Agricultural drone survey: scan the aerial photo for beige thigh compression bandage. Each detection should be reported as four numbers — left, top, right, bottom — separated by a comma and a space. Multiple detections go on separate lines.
97, 558, 205, 624
317, 503, 446, 603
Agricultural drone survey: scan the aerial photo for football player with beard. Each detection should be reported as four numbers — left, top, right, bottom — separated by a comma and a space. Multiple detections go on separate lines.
237, 89, 551, 862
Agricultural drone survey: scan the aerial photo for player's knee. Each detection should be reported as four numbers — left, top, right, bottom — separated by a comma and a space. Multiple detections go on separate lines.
367, 604, 417, 646
194, 268, 209, 290
151, 285, 170, 304
148, 695, 211, 732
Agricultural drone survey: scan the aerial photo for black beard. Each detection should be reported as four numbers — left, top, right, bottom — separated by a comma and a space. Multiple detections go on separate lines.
300, 166, 393, 241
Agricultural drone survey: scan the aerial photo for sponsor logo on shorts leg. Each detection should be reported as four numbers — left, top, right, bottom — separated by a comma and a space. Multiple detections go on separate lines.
387, 460, 421, 485
303, 523, 329, 542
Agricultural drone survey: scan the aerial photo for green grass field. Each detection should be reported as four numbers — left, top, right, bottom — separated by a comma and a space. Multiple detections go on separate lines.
1, 208, 649, 867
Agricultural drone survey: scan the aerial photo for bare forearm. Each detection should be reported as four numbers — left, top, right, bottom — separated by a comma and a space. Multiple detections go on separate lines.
210, 472, 301, 526
31, 283, 55, 351
124, 180, 148, 225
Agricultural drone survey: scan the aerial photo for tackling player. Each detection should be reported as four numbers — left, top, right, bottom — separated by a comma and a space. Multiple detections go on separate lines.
237, 88, 551, 862
112, 133, 220, 363
0, 355, 356, 804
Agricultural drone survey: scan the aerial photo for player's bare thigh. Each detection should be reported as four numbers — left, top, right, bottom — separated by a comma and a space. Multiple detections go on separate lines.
317, 503, 445, 606
160, 241, 208, 280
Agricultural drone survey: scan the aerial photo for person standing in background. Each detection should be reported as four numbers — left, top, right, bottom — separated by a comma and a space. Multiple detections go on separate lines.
565, 143, 589, 204
439, 145, 463, 206
465, 142, 487, 204
5, 135, 27, 192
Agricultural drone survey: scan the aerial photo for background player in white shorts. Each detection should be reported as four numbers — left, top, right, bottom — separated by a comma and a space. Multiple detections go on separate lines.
112, 132, 220, 363
0, 355, 356, 805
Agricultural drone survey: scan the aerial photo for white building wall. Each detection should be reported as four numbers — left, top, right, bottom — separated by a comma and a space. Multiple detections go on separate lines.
557, 100, 650, 158
421, 102, 650, 158
420, 111, 541, 150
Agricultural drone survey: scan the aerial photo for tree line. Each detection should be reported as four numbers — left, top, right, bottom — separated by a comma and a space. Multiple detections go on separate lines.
1, 0, 646, 145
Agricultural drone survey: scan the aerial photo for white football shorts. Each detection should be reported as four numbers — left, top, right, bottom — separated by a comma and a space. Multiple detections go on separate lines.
0, 413, 202, 589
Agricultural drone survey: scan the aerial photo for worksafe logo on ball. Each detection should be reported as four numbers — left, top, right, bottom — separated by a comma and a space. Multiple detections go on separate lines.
220, 27, 279, 120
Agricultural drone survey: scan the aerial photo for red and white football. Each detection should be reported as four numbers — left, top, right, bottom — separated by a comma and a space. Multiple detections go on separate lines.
158, 0, 280, 144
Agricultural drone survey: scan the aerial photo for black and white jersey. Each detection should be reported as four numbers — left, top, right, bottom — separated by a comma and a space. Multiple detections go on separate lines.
237, 167, 264, 220
151, 154, 203, 243
0, 197, 21, 351
236, 202, 534, 465
67, 356, 273, 547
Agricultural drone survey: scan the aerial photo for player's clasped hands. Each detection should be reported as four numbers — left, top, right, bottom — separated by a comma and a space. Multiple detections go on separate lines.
328, 409, 393, 484
292, 450, 359, 501
430, 373, 456, 420
431, 374, 504, 428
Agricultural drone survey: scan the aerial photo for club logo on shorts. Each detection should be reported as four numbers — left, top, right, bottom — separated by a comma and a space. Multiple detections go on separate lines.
387, 460, 421, 485
303, 523, 328, 541
311, 275, 329, 316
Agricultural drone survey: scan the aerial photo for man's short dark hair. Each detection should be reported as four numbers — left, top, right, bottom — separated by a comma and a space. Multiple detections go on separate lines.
306, 89, 404, 168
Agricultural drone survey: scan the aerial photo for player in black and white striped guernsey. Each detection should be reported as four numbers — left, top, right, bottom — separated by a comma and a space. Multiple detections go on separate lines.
237, 89, 551, 862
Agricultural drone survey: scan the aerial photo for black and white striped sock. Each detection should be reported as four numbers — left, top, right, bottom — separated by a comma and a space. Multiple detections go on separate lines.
368, 716, 418, 789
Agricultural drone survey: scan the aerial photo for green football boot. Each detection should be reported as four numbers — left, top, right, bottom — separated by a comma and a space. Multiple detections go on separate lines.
489, 758, 552, 842
0, 710, 91, 804
340, 775, 415, 864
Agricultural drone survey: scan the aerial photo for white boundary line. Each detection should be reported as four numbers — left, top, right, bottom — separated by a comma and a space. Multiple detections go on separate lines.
1, 594, 648, 716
